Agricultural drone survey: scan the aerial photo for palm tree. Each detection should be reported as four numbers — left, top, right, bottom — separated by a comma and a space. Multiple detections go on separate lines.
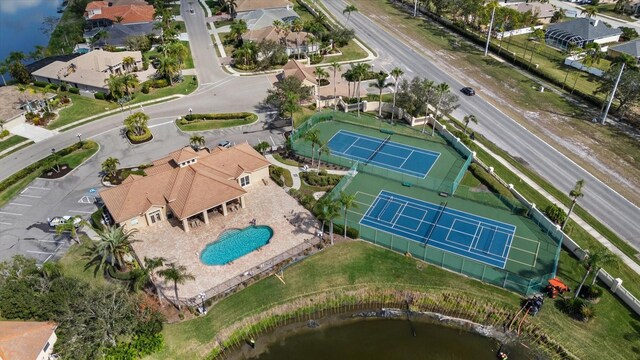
316, 196, 341, 245
432, 82, 451, 135
156, 55, 179, 85
316, 141, 330, 170
124, 111, 150, 136
291, 19, 304, 59
158, 263, 195, 310
343, 4, 358, 26
233, 42, 256, 66
562, 179, 585, 230
105, 74, 125, 100
572, 43, 602, 94
229, 19, 248, 44
581, 6, 598, 18
166, 42, 189, 70
101, 157, 120, 177
329, 61, 341, 110
574, 250, 616, 299
122, 56, 136, 72
121, 73, 139, 97
420, 79, 435, 134
143, 256, 167, 304
189, 134, 205, 149
369, 72, 394, 117
341, 68, 356, 98
390, 67, 404, 121
339, 191, 358, 238
314, 67, 329, 86
351, 63, 371, 117
226, 0, 238, 19
463, 114, 478, 134
304, 129, 320, 166
562, 43, 579, 90
551, 9, 566, 23
55, 216, 87, 244
527, 28, 546, 70
85, 225, 138, 275
0, 60, 9, 86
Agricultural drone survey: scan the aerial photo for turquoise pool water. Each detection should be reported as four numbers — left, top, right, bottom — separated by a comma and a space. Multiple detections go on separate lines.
200, 225, 273, 265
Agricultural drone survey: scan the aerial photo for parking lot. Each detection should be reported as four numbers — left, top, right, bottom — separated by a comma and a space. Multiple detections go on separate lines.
0, 176, 100, 265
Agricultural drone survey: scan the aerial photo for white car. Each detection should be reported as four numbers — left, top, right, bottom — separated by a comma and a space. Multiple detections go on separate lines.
48, 216, 81, 228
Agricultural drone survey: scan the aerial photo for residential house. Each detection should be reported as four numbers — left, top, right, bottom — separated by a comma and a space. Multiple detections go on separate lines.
0, 321, 57, 360
235, 0, 293, 14
0, 86, 56, 128
545, 18, 622, 49
626, 0, 640, 16
502, 2, 555, 24
235, 7, 300, 30
608, 40, 640, 65
280, 59, 318, 98
31, 50, 143, 94
242, 25, 319, 57
84, 0, 155, 29
87, 22, 161, 50
99, 144, 271, 232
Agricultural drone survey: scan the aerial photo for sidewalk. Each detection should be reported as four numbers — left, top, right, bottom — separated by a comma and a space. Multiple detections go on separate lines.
474, 141, 640, 275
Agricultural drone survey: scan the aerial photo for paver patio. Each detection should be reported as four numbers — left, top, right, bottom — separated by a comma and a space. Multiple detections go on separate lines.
132, 179, 319, 301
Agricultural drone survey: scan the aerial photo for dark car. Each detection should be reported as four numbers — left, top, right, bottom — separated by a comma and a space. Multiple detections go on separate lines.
461, 87, 476, 96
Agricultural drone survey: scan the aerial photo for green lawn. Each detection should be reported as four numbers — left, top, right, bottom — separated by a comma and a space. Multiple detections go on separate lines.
273, 153, 299, 167
0, 141, 34, 160
282, 167, 294, 187
175, 113, 257, 131
595, 4, 638, 22
320, 40, 369, 63
58, 236, 109, 288
152, 241, 640, 360
293, 107, 315, 128
174, 21, 186, 33
48, 76, 197, 130
144, 41, 194, 69
0, 141, 99, 208
0, 135, 28, 153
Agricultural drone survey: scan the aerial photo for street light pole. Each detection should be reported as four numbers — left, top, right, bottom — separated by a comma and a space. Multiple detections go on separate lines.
600, 62, 625, 125
484, 6, 496, 57
413, 0, 418, 17
76, 133, 82, 144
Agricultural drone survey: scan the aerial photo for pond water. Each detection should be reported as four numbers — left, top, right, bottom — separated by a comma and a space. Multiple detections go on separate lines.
233, 318, 539, 360
0, 0, 62, 73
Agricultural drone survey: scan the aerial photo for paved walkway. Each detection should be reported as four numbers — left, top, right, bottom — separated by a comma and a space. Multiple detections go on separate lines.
266, 154, 350, 190
474, 142, 640, 275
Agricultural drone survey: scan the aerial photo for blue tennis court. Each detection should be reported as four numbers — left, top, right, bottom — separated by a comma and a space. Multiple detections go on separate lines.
360, 191, 516, 268
327, 130, 440, 178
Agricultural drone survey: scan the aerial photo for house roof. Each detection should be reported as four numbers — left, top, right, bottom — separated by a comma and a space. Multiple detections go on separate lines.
31, 50, 142, 90
547, 18, 622, 42
0, 321, 56, 360
86, 1, 109, 11
100, 143, 271, 222
609, 40, 640, 58
86, 3, 155, 24
503, 3, 555, 18
282, 59, 317, 85
0, 86, 56, 122
235, 7, 299, 30
25, 53, 82, 73
236, 0, 293, 13
242, 25, 314, 48
92, 22, 161, 48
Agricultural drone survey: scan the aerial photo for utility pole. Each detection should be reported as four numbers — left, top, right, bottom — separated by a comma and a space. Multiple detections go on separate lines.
414, 0, 418, 17
484, 6, 496, 57
600, 63, 625, 125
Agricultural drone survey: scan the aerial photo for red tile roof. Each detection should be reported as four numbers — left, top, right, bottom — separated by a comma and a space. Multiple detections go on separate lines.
87, 4, 155, 24
0, 321, 57, 360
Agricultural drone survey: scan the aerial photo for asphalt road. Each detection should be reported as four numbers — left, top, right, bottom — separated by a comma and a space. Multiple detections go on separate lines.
321, 0, 640, 247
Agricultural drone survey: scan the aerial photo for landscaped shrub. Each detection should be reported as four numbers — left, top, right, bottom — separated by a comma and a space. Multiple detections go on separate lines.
68, 87, 80, 94
151, 79, 168, 88
269, 166, 285, 186
91, 207, 105, 231
104, 333, 164, 360
544, 203, 567, 226
309, 53, 324, 64
579, 285, 603, 301
184, 112, 256, 121
300, 171, 342, 187
94, 92, 106, 100
127, 128, 152, 143
557, 297, 595, 321
141, 83, 150, 94
0, 130, 9, 139
33, 81, 48, 88
325, 222, 359, 239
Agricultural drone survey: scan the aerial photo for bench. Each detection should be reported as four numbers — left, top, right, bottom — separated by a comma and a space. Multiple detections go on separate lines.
380, 129, 395, 135
402, 182, 412, 187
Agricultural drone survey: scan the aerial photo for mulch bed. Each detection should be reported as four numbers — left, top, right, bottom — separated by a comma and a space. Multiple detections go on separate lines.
126, 131, 153, 145
103, 167, 145, 186
39, 164, 72, 179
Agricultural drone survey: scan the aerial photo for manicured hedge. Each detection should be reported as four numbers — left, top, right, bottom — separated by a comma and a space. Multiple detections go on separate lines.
184, 112, 256, 121
300, 171, 342, 187
323, 222, 359, 239
269, 165, 285, 186
0, 130, 9, 139
127, 128, 152, 143
94, 92, 106, 100
69, 87, 80, 94
0, 141, 95, 193
468, 163, 513, 200
91, 207, 105, 231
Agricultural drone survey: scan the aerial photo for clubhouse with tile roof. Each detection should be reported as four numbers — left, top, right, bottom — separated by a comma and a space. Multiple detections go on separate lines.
100, 143, 271, 232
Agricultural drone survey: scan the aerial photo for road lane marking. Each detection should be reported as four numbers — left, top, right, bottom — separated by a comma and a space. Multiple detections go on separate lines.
27, 250, 56, 255
0, 211, 22, 216
9, 203, 32, 207
27, 186, 50, 190
19, 194, 41, 198
0, 222, 12, 225
69, 210, 93, 214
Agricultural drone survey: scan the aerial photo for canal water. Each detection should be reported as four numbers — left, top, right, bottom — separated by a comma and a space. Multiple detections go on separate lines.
231, 318, 540, 360
0, 0, 62, 64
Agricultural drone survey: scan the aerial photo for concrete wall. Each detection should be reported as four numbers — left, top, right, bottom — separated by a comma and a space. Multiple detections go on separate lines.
594, 35, 622, 46
495, 25, 543, 40
32, 75, 109, 94
36, 330, 57, 360
564, 55, 605, 77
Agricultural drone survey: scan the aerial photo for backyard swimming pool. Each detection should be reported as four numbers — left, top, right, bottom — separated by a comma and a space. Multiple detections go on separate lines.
200, 225, 273, 265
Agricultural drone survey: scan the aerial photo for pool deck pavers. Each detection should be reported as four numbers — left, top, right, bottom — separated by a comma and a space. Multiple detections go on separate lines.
132, 178, 319, 301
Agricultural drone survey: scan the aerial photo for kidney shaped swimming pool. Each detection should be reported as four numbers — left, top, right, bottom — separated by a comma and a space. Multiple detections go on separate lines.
200, 225, 273, 265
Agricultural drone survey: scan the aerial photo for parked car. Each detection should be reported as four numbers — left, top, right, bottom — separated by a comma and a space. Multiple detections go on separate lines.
218, 141, 231, 148
461, 87, 476, 96
48, 216, 82, 228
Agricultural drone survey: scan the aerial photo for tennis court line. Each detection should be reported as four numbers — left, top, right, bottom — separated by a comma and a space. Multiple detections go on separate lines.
332, 130, 441, 157
331, 148, 429, 178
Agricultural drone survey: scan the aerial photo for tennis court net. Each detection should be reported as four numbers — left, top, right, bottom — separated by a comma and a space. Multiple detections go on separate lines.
366, 135, 391, 164
424, 200, 448, 244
